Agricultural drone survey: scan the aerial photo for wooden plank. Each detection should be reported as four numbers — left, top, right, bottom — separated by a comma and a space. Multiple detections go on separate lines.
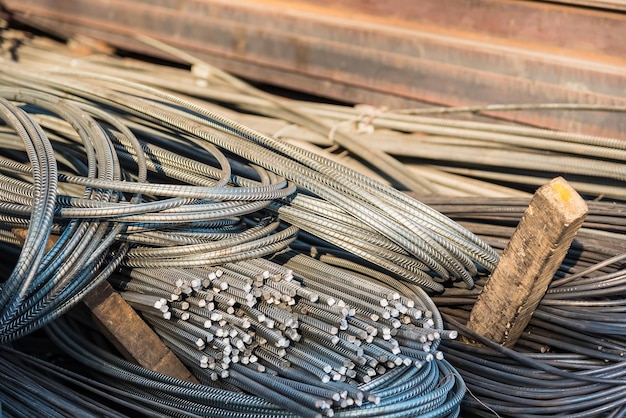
465, 177, 588, 347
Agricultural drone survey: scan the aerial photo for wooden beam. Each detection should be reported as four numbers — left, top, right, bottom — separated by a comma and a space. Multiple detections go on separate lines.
465, 177, 588, 347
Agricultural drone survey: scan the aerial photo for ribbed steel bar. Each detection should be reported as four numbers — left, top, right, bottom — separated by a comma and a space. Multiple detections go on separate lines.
5, 28, 626, 418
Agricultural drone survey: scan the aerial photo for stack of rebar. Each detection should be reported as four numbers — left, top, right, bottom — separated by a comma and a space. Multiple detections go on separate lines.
2, 29, 626, 418
84, 253, 465, 417
0, 30, 494, 417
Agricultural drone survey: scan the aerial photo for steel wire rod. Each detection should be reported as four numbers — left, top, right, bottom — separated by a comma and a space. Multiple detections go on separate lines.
126, 218, 280, 258
133, 33, 436, 195
0, 85, 136, 341
279, 211, 437, 281
6, 70, 482, 286
12, 30, 626, 418
297, 102, 626, 201
8, 32, 626, 202
0, 77, 303, 342
121, 225, 299, 268
304, 103, 626, 152
0, 37, 498, 280
1, 65, 492, 286
0, 96, 59, 338
46, 252, 465, 417
0, 345, 136, 418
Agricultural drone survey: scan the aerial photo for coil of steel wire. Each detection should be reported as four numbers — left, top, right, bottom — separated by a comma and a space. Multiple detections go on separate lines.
0, 30, 500, 418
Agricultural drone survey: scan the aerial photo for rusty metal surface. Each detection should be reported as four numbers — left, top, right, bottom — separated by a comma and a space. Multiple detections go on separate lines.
285, 0, 626, 58
540, 0, 626, 12
4, 0, 626, 137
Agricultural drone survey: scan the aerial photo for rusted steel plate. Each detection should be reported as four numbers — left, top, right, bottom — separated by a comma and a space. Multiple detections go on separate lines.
4, 0, 626, 137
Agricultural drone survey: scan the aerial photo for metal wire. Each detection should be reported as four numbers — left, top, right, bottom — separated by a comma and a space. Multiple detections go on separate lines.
0, 31, 494, 418
4, 29, 626, 418
0, 345, 146, 418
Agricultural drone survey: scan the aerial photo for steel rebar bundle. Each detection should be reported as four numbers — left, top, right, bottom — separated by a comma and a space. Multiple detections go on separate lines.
0, 31, 500, 418
0, 57, 496, 344
7, 32, 626, 202
0, 345, 138, 418
2, 29, 626, 418
43, 252, 467, 418
6, 31, 626, 203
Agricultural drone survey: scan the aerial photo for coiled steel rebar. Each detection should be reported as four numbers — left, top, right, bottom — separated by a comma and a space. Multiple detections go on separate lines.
4, 30, 626, 418
0, 54, 496, 344
0, 31, 494, 418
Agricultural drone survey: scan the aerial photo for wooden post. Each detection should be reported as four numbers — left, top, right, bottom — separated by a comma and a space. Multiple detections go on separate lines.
465, 177, 588, 347
13, 228, 199, 383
